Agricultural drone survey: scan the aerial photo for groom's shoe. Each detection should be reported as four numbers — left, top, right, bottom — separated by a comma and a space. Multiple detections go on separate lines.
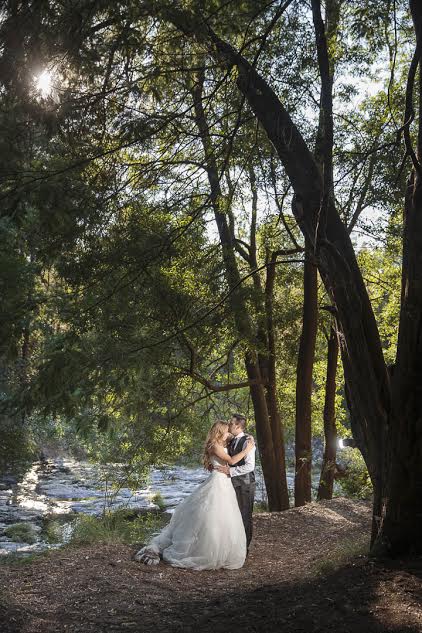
134, 547, 160, 565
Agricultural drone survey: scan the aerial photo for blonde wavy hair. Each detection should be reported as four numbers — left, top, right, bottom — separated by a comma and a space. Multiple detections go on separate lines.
203, 420, 229, 470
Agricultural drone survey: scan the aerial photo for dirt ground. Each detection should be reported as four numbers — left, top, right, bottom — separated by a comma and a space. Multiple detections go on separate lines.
0, 497, 421, 633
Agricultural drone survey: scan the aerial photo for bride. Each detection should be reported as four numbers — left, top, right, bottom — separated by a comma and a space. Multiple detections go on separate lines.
134, 420, 255, 570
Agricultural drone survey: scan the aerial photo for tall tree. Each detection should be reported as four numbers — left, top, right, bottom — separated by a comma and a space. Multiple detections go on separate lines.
191, 68, 290, 510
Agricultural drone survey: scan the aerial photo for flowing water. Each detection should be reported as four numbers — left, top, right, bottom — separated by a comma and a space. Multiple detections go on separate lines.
0, 456, 291, 556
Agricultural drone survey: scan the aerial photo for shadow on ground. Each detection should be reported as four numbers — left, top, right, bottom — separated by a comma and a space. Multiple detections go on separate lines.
0, 500, 420, 633
1, 555, 421, 633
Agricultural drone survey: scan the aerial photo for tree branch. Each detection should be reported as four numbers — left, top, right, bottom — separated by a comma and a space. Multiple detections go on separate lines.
179, 368, 267, 392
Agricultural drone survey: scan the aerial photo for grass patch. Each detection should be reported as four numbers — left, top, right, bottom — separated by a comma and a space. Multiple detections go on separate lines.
69, 508, 164, 547
253, 500, 269, 513
310, 533, 370, 577
0, 550, 48, 566
4, 523, 38, 544
151, 492, 166, 510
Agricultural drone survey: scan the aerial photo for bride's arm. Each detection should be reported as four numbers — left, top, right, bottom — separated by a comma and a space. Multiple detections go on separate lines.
212, 440, 254, 465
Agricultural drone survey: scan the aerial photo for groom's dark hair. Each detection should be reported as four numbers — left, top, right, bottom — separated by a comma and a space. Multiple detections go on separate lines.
231, 413, 246, 430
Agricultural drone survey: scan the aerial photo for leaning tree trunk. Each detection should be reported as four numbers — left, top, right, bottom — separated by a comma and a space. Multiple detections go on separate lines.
317, 324, 339, 500
295, 239, 318, 506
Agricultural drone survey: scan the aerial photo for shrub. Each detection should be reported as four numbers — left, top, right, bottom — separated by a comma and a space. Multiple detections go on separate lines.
4, 523, 38, 544
336, 448, 373, 500
253, 500, 269, 513
69, 509, 163, 546
42, 519, 69, 544
151, 492, 166, 510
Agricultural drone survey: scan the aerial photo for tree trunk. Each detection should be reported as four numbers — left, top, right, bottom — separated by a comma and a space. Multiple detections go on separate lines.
371, 1, 422, 554
295, 239, 318, 506
265, 254, 290, 509
19, 321, 30, 425
317, 324, 339, 500
18, 250, 36, 427
244, 355, 287, 510
372, 173, 422, 554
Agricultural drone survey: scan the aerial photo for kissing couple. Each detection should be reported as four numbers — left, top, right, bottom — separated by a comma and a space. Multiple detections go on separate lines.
134, 413, 256, 570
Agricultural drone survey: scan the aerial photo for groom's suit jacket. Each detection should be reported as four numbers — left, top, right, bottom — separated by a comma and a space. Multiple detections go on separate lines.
228, 433, 256, 485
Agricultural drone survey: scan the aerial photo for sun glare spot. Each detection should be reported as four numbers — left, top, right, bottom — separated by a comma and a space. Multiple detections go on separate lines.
35, 69, 53, 97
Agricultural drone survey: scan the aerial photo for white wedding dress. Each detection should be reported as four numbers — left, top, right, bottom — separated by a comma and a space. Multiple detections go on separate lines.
140, 449, 247, 570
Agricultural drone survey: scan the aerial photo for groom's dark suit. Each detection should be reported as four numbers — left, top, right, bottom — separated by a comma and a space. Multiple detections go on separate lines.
228, 433, 255, 548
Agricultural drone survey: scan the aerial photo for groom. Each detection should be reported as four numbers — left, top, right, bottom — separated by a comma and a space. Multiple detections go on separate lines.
215, 413, 256, 550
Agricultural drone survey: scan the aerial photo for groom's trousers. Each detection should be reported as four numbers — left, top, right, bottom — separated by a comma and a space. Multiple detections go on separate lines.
231, 475, 255, 549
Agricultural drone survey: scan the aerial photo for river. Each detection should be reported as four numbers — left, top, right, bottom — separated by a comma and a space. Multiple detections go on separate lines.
1, 456, 297, 556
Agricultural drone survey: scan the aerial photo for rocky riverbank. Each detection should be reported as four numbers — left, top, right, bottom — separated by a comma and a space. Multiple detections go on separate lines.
0, 456, 271, 556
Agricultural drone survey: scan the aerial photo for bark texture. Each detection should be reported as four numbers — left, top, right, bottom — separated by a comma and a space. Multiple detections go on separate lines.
317, 325, 339, 501
295, 240, 318, 506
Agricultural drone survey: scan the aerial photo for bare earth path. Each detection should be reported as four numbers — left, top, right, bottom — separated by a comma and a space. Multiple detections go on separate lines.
0, 498, 421, 632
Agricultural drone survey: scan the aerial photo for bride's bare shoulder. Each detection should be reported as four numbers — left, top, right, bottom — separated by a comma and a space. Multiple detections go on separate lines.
211, 442, 226, 456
